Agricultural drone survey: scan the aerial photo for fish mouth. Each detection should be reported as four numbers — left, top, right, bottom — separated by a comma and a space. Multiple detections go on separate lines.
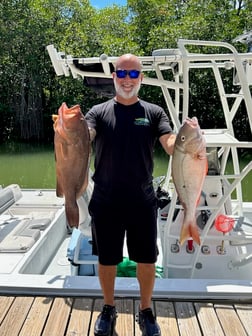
66, 106, 81, 116
183, 117, 198, 128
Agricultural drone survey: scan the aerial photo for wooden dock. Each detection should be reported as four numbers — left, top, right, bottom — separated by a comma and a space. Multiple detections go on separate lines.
0, 295, 252, 335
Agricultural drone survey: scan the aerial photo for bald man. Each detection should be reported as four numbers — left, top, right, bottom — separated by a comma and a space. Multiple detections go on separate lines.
86, 54, 176, 336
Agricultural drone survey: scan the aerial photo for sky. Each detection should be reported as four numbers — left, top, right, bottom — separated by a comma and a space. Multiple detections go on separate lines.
90, 0, 127, 8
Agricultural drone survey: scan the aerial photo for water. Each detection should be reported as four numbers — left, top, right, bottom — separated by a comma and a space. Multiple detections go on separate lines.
0, 143, 251, 201
0, 143, 56, 189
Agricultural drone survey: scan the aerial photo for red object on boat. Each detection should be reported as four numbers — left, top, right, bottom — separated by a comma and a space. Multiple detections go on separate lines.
214, 214, 235, 233
187, 239, 194, 251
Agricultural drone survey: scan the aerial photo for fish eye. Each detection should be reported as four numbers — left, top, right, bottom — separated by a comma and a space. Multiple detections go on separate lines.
181, 135, 186, 141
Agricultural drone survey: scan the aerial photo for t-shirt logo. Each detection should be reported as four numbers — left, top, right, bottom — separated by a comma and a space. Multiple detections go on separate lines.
134, 118, 150, 126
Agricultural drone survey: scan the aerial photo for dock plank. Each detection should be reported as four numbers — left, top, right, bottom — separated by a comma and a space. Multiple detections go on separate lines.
42, 297, 73, 336
133, 299, 142, 336
19, 296, 53, 336
90, 298, 104, 336
175, 301, 202, 336
234, 304, 252, 336
194, 302, 225, 336
0, 296, 34, 336
0, 296, 15, 324
115, 299, 134, 336
215, 304, 247, 336
0, 295, 251, 335
66, 298, 93, 336
156, 301, 180, 336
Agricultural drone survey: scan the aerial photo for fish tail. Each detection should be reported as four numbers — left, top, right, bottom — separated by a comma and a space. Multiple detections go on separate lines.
180, 222, 201, 246
179, 224, 190, 246
189, 224, 201, 246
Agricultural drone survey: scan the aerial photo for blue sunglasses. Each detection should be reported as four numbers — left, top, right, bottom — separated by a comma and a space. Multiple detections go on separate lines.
115, 69, 141, 79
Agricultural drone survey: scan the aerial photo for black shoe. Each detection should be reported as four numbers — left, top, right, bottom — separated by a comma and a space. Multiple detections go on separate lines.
137, 307, 161, 336
94, 304, 117, 336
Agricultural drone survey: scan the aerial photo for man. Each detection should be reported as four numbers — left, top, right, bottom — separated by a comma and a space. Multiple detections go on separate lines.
85, 54, 176, 336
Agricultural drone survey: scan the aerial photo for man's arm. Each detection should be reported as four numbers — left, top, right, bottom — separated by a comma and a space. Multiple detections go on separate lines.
88, 127, 96, 142
159, 133, 176, 156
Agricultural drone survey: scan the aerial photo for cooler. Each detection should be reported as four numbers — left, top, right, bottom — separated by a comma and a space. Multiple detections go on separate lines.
67, 228, 98, 276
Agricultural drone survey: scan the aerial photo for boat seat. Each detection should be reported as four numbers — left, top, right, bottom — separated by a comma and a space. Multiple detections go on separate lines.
25, 218, 51, 230
0, 184, 22, 215
0, 188, 16, 215
0, 219, 41, 253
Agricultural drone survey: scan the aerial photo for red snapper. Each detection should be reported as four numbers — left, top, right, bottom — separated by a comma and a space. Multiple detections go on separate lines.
53, 102, 90, 228
172, 117, 208, 245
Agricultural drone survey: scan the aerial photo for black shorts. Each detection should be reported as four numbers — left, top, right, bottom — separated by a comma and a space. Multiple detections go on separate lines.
88, 197, 158, 265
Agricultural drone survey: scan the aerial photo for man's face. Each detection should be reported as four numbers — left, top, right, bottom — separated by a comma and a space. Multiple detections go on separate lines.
113, 74, 142, 99
113, 57, 143, 100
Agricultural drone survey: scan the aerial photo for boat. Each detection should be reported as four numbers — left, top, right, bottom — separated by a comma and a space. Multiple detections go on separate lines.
1, 35, 252, 301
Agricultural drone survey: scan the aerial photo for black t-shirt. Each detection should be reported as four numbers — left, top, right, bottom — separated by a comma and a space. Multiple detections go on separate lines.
85, 98, 172, 202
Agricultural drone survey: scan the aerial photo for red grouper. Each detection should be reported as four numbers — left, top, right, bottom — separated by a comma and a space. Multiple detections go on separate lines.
172, 117, 208, 246
52, 102, 90, 228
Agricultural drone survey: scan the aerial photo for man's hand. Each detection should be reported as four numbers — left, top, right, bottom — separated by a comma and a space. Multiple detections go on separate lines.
159, 133, 176, 155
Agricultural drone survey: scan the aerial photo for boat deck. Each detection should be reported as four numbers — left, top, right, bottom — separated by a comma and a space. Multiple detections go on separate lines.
0, 295, 251, 335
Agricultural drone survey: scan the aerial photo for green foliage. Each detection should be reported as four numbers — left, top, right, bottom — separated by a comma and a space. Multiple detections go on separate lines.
128, 0, 251, 53
90, 5, 140, 56
0, 0, 251, 144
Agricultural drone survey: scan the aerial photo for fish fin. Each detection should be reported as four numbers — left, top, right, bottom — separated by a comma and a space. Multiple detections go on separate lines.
180, 222, 201, 246
58, 143, 68, 160
56, 180, 64, 198
195, 160, 208, 206
52, 114, 58, 122
77, 170, 89, 199
65, 198, 79, 228
205, 158, 208, 174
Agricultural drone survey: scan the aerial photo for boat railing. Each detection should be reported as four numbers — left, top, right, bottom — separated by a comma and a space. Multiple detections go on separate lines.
159, 39, 252, 279
47, 39, 252, 279
161, 161, 252, 278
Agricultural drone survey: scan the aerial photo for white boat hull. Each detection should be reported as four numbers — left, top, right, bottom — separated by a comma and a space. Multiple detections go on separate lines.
1, 184, 252, 300
2, 37, 252, 299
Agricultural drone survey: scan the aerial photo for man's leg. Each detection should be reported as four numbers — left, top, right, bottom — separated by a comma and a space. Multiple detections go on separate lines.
137, 263, 155, 310
137, 263, 161, 335
98, 263, 117, 306
94, 263, 118, 336
89, 198, 121, 335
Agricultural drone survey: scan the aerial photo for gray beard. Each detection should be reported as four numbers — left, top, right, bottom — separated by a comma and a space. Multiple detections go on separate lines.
114, 79, 141, 100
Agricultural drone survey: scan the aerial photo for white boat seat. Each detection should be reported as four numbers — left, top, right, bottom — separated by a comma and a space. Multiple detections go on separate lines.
0, 218, 43, 253
0, 184, 23, 215
0, 188, 16, 215
25, 218, 52, 230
